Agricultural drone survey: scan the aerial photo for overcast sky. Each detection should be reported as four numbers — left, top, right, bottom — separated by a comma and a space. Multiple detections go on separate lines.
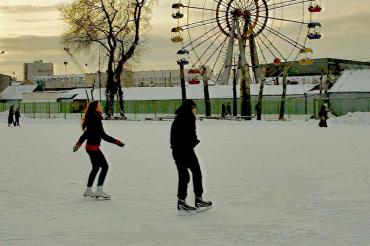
0, 0, 369, 79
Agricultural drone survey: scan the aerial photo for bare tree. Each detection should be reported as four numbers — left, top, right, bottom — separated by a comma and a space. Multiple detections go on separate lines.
61, 0, 153, 118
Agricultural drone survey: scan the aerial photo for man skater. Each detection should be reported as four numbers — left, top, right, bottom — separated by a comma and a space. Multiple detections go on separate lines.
170, 99, 212, 214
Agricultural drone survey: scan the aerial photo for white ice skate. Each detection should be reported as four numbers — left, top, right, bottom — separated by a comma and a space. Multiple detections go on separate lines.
95, 186, 111, 200
83, 187, 96, 198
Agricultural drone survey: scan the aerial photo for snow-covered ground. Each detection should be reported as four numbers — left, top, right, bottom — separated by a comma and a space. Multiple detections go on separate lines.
1, 113, 370, 245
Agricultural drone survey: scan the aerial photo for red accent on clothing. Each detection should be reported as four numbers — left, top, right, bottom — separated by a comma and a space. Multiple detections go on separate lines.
85, 144, 100, 151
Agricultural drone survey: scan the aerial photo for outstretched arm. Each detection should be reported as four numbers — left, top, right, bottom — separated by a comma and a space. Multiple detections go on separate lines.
73, 130, 88, 152
102, 130, 125, 147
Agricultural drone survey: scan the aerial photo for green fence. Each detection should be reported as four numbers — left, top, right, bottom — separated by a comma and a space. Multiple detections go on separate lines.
327, 96, 370, 116
0, 95, 323, 120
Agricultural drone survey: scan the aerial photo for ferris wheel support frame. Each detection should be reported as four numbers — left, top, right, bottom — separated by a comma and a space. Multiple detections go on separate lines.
235, 15, 253, 118
218, 16, 236, 85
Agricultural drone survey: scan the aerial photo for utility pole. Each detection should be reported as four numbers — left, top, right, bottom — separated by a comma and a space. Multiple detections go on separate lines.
279, 66, 288, 121
232, 66, 237, 116
202, 66, 211, 117
178, 61, 187, 101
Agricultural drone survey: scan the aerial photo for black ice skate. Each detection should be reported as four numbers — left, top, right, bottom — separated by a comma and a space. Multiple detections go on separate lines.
177, 199, 197, 215
195, 197, 212, 212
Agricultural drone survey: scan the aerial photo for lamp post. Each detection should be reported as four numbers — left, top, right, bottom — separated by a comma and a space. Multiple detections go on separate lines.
98, 46, 102, 102
64, 61, 68, 74
177, 58, 188, 102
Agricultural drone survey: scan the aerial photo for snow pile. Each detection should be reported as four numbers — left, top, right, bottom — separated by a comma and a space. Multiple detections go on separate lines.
329, 112, 370, 125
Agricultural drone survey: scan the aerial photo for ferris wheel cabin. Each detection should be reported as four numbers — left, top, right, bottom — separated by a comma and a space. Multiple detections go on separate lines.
308, 0, 322, 13
307, 22, 322, 40
299, 48, 314, 65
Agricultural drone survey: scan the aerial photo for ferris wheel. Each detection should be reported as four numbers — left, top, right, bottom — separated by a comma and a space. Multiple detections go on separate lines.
171, 0, 323, 85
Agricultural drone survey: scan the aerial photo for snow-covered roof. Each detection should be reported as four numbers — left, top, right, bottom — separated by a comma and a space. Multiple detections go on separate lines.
330, 69, 370, 93
0, 85, 38, 100
59, 84, 318, 101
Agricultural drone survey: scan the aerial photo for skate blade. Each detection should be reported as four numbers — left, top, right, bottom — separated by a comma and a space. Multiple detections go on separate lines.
95, 196, 111, 200
196, 205, 212, 213
83, 194, 96, 198
177, 210, 197, 216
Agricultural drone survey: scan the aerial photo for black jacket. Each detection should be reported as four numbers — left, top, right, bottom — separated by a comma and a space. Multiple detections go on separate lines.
170, 110, 199, 151
78, 113, 116, 146
318, 105, 328, 119
15, 110, 20, 119
8, 108, 14, 124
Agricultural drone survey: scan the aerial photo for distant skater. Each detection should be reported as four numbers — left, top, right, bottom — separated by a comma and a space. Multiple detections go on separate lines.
73, 101, 124, 199
8, 106, 14, 127
226, 102, 231, 116
170, 99, 212, 213
14, 107, 21, 126
221, 103, 226, 117
318, 103, 330, 127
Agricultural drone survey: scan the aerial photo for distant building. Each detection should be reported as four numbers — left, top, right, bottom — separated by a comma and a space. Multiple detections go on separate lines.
32, 74, 85, 91
24, 60, 54, 81
329, 69, 370, 116
31, 69, 134, 91
132, 69, 210, 87
0, 84, 39, 103
0, 74, 12, 92
85, 69, 134, 88
264, 58, 370, 78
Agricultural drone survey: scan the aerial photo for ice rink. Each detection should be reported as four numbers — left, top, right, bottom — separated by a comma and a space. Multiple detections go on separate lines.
1, 113, 370, 245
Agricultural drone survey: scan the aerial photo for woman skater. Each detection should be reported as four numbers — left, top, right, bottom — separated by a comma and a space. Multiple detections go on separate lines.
170, 99, 212, 213
73, 101, 124, 199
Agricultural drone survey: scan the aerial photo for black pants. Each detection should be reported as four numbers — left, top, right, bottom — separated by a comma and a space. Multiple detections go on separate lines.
319, 119, 327, 127
173, 149, 203, 200
86, 149, 109, 187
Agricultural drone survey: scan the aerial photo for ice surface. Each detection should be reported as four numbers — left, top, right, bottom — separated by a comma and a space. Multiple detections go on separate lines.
1, 115, 370, 245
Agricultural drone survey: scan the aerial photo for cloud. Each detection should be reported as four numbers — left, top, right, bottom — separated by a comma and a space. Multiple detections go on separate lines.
1, 35, 63, 53
0, 35, 89, 78
11, 18, 57, 23
0, 5, 60, 14
321, 11, 370, 36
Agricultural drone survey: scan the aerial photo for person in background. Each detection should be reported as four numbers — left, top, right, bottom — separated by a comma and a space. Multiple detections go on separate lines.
318, 102, 330, 127
73, 101, 124, 199
8, 105, 14, 127
226, 102, 231, 116
170, 99, 212, 213
221, 103, 226, 117
14, 107, 21, 126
